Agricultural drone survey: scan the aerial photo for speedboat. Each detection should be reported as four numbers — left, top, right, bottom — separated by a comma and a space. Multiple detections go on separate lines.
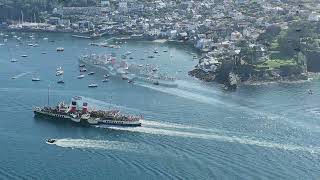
122, 76, 129, 80
88, 72, 95, 75
77, 74, 85, 79
79, 64, 85, 68
56, 67, 64, 76
88, 83, 98, 88
46, 139, 56, 144
102, 78, 109, 82
57, 80, 65, 84
32, 77, 41, 81
56, 47, 64, 52
10, 58, 17, 63
80, 68, 87, 72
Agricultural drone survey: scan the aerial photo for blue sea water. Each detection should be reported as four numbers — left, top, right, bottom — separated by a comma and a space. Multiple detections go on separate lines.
0, 32, 320, 180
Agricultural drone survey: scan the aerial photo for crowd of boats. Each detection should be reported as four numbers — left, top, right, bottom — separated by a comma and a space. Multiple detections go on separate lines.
79, 53, 178, 88
3, 32, 179, 88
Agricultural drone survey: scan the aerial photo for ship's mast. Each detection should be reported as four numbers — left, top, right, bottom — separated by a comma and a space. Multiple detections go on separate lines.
47, 85, 50, 106
109, 95, 112, 110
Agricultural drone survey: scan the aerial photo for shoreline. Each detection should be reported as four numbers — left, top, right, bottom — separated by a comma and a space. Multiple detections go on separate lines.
5, 28, 316, 89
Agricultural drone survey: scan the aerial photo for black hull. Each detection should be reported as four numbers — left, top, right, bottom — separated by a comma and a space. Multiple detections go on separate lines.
34, 111, 141, 127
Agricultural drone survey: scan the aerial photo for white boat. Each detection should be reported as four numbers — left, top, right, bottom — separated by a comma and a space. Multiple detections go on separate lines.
102, 79, 109, 82
56, 70, 64, 76
56, 47, 64, 52
28, 43, 33, 46
88, 72, 95, 75
88, 83, 98, 88
43, 37, 48, 40
32, 77, 40, 81
56, 67, 64, 76
77, 74, 85, 79
21, 55, 28, 57
80, 68, 87, 72
10, 58, 17, 62
125, 51, 132, 55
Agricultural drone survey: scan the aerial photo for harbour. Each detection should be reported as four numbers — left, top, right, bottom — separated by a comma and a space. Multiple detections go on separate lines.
0, 31, 320, 179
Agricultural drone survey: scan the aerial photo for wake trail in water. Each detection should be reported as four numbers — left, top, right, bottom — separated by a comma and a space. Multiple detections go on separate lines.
138, 83, 228, 106
103, 126, 320, 154
11, 72, 31, 79
175, 80, 218, 94
51, 138, 137, 152
140, 119, 233, 134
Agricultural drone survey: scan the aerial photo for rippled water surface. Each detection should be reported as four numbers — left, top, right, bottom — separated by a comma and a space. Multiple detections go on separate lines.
0, 32, 320, 180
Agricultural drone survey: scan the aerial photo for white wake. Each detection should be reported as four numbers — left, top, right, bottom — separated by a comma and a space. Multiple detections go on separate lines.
51, 138, 137, 151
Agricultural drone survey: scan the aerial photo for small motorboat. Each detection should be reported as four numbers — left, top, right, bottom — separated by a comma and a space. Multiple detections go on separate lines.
80, 68, 87, 72
79, 64, 85, 68
129, 57, 133, 59
88, 83, 98, 88
153, 50, 159, 53
163, 50, 168, 52
128, 80, 134, 84
153, 81, 159, 85
10, 58, 17, 63
102, 79, 109, 82
21, 55, 28, 57
28, 43, 33, 46
104, 74, 110, 78
57, 80, 65, 84
41, 52, 47, 54
43, 37, 48, 40
32, 77, 41, 81
88, 72, 95, 75
56, 67, 64, 76
56, 47, 64, 52
77, 74, 85, 79
46, 139, 56, 144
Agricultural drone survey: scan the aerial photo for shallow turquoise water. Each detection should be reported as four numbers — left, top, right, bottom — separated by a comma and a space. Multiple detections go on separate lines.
0, 32, 320, 180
